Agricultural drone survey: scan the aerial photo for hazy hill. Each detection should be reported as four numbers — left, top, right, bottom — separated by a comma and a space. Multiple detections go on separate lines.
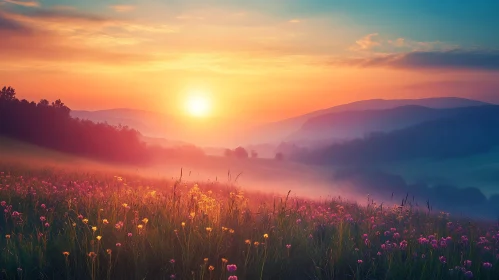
297, 105, 499, 165
71, 98, 490, 150
71, 109, 248, 147
246, 97, 489, 145
287, 105, 482, 142
71, 108, 176, 139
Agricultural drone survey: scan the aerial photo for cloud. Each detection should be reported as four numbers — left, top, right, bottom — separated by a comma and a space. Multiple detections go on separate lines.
388, 37, 405, 47
349, 33, 380, 51
341, 50, 499, 71
0, 5, 353, 75
288, 19, 301, 23
0, 12, 31, 33
386, 37, 458, 52
110, 5, 135, 13
3, 0, 39, 7
350, 33, 457, 54
21, 8, 109, 22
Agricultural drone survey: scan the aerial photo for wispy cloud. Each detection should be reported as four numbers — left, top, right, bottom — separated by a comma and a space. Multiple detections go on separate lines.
3, 0, 39, 7
288, 19, 301, 23
349, 33, 380, 51
0, 12, 31, 33
386, 37, 458, 52
109, 5, 135, 13
338, 50, 499, 71
350, 33, 458, 53
20, 8, 109, 22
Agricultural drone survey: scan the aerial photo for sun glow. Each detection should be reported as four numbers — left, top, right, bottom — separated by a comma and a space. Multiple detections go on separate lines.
185, 94, 211, 117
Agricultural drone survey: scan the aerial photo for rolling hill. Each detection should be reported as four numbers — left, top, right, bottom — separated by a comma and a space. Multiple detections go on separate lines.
246, 97, 490, 145
296, 105, 499, 165
287, 105, 487, 142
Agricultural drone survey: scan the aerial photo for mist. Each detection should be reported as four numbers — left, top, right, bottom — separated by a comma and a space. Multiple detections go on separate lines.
3, 136, 498, 221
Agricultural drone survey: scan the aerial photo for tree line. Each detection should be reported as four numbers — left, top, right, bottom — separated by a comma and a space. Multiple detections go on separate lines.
0, 86, 204, 163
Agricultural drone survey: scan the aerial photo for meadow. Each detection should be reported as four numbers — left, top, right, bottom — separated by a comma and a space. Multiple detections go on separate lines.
0, 164, 498, 280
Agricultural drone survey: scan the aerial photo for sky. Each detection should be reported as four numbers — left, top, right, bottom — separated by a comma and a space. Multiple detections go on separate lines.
1, 0, 499, 123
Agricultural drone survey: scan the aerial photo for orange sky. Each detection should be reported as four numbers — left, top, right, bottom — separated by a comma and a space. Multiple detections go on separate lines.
1, 0, 499, 124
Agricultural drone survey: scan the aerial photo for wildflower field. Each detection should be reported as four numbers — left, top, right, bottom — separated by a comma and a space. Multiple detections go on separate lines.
0, 164, 498, 280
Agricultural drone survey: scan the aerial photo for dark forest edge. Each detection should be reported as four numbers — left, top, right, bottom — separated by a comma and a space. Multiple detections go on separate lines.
0, 86, 205, 164
291, 105, 499, 165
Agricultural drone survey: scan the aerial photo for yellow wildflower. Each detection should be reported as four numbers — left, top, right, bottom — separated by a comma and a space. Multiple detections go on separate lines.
5, 234, 10, 239
245, 239, 251, 245
137, 224, 143, 230
92, 226, 97, 232
106, 249, 112, 255
102, 219, 109, 225
221, 258, 228, 264
206, 227, 212, 233
96, 236, 102, 241
181, 222, 186, 228
209, 265, 214, 271
263, 233, 269, 239
62, 251, 70, 257
82, 219, 89, 224
142, 218, 149, 224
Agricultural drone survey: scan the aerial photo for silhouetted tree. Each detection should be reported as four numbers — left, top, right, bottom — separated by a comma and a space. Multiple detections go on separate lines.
0, 86, 205, 163
0, 86, 16, 101
38, 99, 50, 107
233, 147, 248, 158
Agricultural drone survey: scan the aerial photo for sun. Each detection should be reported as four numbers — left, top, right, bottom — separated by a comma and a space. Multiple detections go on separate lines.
185, 94, 211, 117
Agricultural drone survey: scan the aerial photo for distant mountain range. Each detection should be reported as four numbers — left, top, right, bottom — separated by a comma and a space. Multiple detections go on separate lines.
296, 105, 499, 165
246, 97, 490, 145
71, 97, 492, 153
286, 104, 485, 143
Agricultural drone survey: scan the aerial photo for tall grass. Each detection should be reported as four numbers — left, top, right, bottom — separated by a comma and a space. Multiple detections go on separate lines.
0, 165, 498, 279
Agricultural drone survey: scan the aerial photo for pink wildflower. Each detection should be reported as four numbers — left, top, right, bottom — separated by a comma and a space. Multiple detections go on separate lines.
483, 262, 493, 269
227, 264, 237, 272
